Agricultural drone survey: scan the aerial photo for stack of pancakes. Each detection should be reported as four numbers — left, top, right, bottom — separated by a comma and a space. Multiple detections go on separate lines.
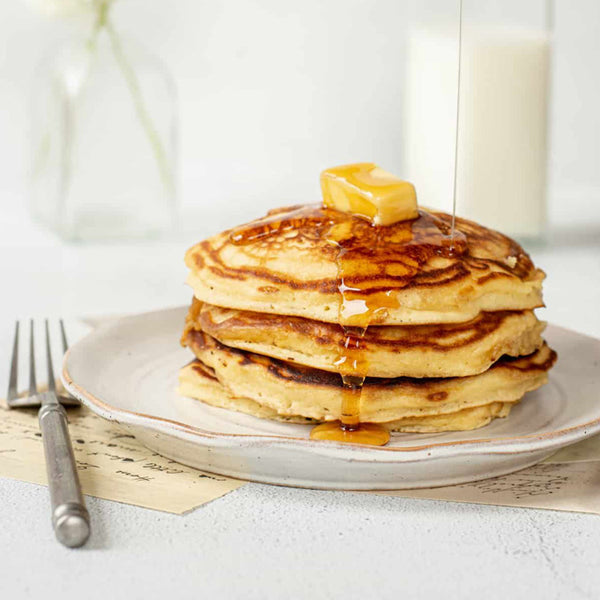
179, 205, 556, 433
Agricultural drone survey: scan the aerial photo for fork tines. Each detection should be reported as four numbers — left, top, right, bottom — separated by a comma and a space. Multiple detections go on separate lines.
7, 319, 76, 408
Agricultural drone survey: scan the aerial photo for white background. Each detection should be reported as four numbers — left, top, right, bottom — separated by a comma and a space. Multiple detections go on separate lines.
0, 0, 599, 229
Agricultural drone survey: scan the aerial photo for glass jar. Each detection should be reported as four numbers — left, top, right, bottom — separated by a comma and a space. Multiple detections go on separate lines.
30, 2, 177, 241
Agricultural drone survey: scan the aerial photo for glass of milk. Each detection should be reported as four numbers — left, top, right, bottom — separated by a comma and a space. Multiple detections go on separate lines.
402, 0, 552, 242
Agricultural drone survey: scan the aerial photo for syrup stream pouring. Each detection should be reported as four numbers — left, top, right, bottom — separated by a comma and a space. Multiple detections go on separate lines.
450, 0, 463, 248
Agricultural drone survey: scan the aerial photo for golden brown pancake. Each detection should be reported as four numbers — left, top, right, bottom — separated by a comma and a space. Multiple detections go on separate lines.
180, 360, 315, 424
179, 360, 515, 432
188, 299, 545, 378
180, 328, 556, 429
185, 205, 545, 326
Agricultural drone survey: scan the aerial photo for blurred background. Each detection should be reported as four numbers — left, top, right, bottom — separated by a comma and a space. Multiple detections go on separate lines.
0, 0, 598, 329
1, 0, 599, 233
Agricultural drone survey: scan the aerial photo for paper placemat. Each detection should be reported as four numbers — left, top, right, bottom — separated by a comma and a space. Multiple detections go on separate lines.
0, 401, 245, 514
3, 397, 600, 515
376, 437, 600, 514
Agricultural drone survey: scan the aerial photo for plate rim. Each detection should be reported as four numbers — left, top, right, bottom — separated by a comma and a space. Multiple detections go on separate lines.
61, 308, 600, 463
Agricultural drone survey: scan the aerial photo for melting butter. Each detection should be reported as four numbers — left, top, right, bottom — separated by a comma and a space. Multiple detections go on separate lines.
320, 163, 418, 226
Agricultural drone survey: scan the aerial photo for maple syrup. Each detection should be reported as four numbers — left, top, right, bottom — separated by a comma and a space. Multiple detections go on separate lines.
231, 204, 467, 446
230, 205, 336, 245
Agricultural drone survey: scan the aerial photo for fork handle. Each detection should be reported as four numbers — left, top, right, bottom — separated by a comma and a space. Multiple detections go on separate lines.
38, 397, 90, 548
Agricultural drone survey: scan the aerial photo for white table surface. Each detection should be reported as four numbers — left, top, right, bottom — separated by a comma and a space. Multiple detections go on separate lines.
1, 209, 600, 600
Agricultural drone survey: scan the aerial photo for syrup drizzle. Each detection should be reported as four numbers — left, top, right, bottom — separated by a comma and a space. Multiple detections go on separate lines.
232, 206, 467, 446
310, 222, 392, 446
230, 205, 336, 245
450, 0, 464, 248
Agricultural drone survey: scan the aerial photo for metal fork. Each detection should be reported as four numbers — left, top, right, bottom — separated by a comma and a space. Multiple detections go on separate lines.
7, 320, 90, 548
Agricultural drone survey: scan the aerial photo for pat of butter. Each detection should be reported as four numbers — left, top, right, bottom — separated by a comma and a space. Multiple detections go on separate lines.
320, 163, 418, 226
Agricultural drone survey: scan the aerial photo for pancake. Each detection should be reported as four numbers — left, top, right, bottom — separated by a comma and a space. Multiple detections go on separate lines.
179, 360, 515, 432
179, 360, 315, 424
185, 205, 545, 326
180, 328, 556, 428
189, 298, 546, 378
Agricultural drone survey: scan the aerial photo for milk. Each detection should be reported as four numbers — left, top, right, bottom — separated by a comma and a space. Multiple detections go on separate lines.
403, 27, 551, 239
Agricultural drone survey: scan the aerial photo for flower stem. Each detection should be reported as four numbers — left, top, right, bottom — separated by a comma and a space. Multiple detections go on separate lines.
103, 10, 175, 198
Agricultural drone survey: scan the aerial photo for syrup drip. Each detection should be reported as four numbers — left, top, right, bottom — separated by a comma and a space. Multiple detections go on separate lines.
339, 330, 368, 430
231, 205, 467, 446
310, 223, 391, 446
310, 320, 391, 446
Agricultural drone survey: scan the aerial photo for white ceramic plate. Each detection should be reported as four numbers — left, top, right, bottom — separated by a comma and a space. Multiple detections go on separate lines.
62, 307, 600, 490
